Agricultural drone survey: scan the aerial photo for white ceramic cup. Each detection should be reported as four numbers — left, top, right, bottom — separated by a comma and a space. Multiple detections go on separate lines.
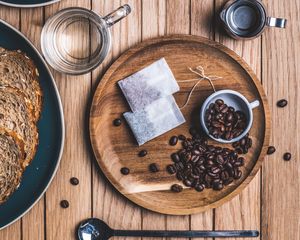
200, 89, 260, 143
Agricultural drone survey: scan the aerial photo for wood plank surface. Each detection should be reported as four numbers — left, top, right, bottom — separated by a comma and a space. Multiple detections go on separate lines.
190, 1, 214, 238
262, 0, 300, 239
91, 1, 142, 240
165, 1, 190, 239
141, 1, 166, 239
44, 1, 92, 240
0, 0, 299, 240
214, 1, 261, 239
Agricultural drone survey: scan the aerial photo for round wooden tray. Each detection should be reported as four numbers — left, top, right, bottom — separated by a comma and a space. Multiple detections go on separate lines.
90, 35, 270, 215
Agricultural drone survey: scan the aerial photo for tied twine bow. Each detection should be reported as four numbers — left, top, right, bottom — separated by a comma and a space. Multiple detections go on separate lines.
177, 66, 222, 109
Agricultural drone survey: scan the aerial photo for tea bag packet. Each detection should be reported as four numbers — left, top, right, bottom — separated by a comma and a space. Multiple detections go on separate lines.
124, 96, 185, 146
118, 58, 179, 112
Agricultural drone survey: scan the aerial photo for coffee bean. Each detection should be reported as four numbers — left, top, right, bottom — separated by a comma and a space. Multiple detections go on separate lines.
138, 150, 147, 157
189, 127, 198, 136
70, 177, 79, 185
233, 169, 242, 179
60, 200, 69, 208
212, 181, 224, 190
267, 146, 276, 155
169, 127, 247, 193
149, 163, 159, 172
120, 167, 130, 175
195, 183, 205, 192
171, 153, 180, 163
277, 99, 288, 108
169, 136, 178, 146
171, 184, 183, 193
205, 100, 247, 141
183, 179, 192, 187
113, 118, 122, 126
283, 152, 291, 161
216, 99, 224, 105
178, 134, 186, 140
166, 164, 177, 174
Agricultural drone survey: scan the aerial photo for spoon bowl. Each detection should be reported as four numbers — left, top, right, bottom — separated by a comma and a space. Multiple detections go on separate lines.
78, 218, 113, 240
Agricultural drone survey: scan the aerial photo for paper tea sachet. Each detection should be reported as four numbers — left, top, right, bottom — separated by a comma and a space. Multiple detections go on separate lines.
118, 58, 179, 112
123, 96, 185, 146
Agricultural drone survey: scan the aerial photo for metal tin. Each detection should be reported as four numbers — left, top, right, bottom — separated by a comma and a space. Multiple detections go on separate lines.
220, 0, 287, 40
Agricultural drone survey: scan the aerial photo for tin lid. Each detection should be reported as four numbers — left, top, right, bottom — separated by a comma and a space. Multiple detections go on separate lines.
223, 0, 266, 38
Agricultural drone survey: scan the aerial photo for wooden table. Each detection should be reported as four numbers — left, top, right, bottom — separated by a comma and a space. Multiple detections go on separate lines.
0, 0, 299, 239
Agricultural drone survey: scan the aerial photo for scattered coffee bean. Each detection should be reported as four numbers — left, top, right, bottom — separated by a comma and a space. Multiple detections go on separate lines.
169, 131, 247, 192
232, 134, 252, 154
277, 99, 288, 108
149, 163, 159, 172
138, 150, 147, 157
283, 152, 291, 161
267, 146, 276, 155
169, 136, 178, 146
120, 167, 130, 175
171, 153, 180, 163
178, 134, 186, 141
70, 177, 79, 185
113, 118, 122, 126
60, 200, 69, 208
166, 164, 177, 174
171, 184, 183, 193
189, 127, 198, 136
205, 99, 247, 140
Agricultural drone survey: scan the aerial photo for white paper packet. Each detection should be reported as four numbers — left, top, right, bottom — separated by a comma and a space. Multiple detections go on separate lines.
118, 58, 179, 112
123, 96, 185, 145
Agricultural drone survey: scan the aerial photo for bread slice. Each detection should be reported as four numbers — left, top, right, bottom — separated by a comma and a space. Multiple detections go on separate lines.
0, 128, 25, 204
0, 49, 42, 121
0, 87, 38, 168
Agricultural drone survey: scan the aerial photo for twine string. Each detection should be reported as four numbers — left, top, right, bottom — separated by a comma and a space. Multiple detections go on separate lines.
178, 66, 222, 109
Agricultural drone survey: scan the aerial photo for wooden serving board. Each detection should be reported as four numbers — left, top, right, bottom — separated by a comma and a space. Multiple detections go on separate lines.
90, 35, 270, 215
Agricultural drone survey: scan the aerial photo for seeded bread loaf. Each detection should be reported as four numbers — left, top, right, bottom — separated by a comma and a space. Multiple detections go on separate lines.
0, 49, 42, 121
0, 128, 25, 204
0, 87, 38, 168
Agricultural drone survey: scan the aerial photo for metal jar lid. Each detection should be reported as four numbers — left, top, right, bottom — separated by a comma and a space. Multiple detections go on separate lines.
221, 0, 266, 38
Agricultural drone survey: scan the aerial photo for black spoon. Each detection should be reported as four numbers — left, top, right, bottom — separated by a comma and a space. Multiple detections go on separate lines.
77, 218, 259, 240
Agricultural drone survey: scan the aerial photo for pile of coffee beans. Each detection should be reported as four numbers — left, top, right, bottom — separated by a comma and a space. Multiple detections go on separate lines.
168, 128, 249, 192
232, 134, 252, 154
205, 99, 247, 140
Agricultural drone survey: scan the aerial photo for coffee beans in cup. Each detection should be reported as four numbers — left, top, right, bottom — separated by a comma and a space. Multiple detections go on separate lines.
205, 99, 247, 140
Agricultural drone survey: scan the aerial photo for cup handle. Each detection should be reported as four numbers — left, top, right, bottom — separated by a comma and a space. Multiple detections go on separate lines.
250, 100, 260, 109
103, 4, 131, 27
266, 17, 287, 28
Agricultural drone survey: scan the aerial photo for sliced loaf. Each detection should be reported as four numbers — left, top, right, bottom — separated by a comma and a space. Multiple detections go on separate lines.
0, 49, 42, 121
0, 128, 25, 204
0, 87, 38, 168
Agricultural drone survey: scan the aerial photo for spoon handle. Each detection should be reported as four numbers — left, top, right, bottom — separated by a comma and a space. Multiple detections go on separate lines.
113, 230, 259, 238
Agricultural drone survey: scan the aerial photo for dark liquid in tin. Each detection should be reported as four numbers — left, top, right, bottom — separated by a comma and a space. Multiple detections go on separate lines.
226, 1, 265, 37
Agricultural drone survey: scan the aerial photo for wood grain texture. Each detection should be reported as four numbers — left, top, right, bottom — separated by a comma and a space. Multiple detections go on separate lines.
141, 1, 166, 239
91, 2, 142, 240
214, 1, 262, 239
165, 2, 190, 238
190, 1, 215, 238
89, 35, 270, 215
262, 0, 300, 239
19, 7, 45, 240
44, 1, 92, 240
0, 1, 299, 239
0, 6, 21, 240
